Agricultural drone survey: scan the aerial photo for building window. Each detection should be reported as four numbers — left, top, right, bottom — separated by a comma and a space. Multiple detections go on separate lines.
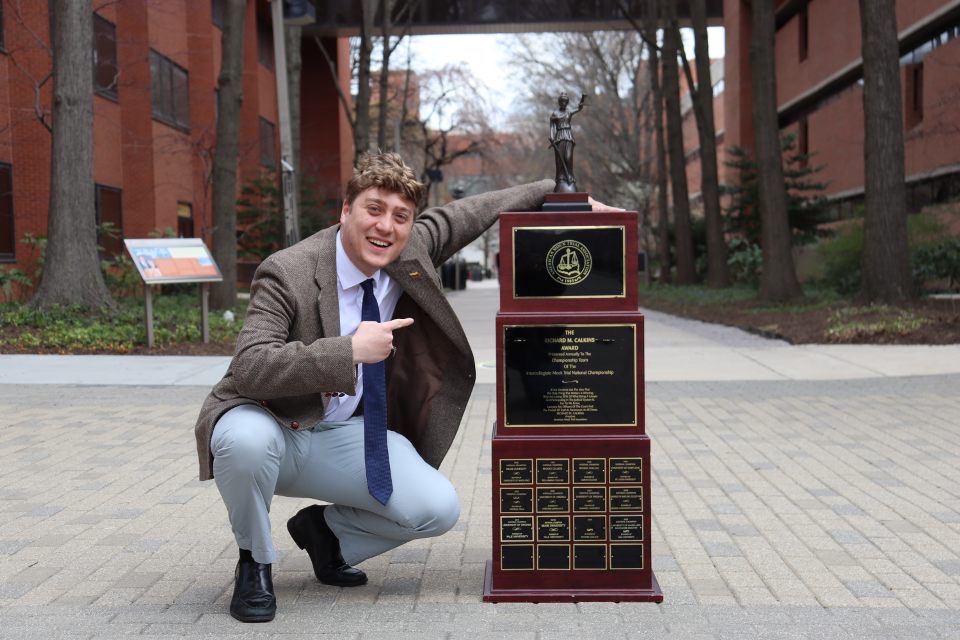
177, 202, 194, 238
257, 14, 274, 70
95, 185, 123, 258
0, 164, 14, 261
912, 63, 924, 121
150, 50, 190, 131
798, 2, 809, 62
0, 1, 6, 52
798, 117, 809, 169
259, 117, 276, 168
212, 0, 225, 29
93, 15, 118, 99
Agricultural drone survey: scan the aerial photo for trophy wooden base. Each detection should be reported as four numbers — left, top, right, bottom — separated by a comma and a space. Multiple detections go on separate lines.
482, 561, 663, 603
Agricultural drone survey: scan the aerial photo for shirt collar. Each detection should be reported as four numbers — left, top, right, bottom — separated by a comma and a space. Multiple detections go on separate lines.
336, 230, 381, 291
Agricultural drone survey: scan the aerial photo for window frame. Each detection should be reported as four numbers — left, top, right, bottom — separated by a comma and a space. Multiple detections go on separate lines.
798, 2, 809, 62
94, 184, 124, 258
0, 163, 14, 262
150, 49, 191, 132
93, 14, 119, 100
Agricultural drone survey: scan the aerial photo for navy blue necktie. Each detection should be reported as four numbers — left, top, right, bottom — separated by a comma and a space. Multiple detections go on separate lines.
360, 278, 393, 505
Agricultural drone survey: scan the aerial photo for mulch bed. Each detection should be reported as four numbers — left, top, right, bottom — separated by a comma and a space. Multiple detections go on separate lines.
640, 296, 960, 344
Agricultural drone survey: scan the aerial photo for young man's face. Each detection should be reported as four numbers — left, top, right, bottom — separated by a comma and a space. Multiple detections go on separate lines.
340, 187, 416, 276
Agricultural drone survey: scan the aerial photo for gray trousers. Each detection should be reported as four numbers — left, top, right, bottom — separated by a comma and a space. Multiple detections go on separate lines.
211, 404, 460, 565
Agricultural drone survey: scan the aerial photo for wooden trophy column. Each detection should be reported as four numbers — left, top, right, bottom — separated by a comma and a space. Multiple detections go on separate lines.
482, 193, 662, 602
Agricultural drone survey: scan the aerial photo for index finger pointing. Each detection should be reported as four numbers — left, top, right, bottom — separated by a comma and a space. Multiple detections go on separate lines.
383, 317, 414, 330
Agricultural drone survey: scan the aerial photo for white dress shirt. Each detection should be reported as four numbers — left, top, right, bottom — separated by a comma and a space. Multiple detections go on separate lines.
323, 231, 402, 421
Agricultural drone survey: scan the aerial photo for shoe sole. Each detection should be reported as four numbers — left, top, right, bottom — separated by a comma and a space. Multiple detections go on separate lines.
230, 608, 275, 623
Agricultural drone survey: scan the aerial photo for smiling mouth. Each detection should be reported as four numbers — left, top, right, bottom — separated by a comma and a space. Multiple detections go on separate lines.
368, 238, 391, 248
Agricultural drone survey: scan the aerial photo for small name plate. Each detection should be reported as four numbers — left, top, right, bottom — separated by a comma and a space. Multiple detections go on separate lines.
573, 516, 607, 541
609, 458, 642, 483
501, 516, 534, 542
537, 516, 571, 541
609, 486, 644, 512
573, 458, 606, 483
573, 487, 606, 512
500, 459, 533, 484
500, 488, 533, 513
501, 544, 534, 570
536, 459, 570, 484
536, 487, 570, 513
610, 515, 644, 541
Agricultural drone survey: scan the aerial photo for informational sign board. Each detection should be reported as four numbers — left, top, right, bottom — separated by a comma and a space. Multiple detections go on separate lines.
124, 238, 222, 284
123, 238, 223, 347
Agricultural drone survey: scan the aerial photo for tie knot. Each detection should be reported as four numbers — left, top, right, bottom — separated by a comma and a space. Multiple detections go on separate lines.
360, 278, 375, 295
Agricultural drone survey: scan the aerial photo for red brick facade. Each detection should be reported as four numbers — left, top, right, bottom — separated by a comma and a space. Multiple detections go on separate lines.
0, 0, 351, 275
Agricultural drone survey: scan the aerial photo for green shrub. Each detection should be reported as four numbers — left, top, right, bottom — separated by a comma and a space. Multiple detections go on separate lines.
913, 238, 960, 292
726, 237, 762, 285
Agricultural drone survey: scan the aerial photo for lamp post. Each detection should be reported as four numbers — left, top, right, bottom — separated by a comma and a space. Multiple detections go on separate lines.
270, 0, 315, 247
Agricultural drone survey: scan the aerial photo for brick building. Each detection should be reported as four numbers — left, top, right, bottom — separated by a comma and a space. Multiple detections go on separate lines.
720, 0, 960, 215
0, 0, 351, 278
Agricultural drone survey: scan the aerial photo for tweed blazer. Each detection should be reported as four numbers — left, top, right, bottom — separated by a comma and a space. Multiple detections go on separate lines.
194, 179, 554, 481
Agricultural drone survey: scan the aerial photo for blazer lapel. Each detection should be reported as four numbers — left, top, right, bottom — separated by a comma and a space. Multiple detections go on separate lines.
386, 260, 470, 355
314, 226, 341, 338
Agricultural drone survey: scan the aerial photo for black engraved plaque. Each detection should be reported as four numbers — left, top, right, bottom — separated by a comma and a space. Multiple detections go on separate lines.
536, 458, 569, 484
500, 488, 533, 513
610, 515, 644, 541
537, 516, 571, 541
574, 544, 607, 570
573, 487, 606, 512
610, 544, 644, 569
501, 544, 534, 570
536, 487, 570, 513
573, 458, 606, 483
537, 544, 571, 570
501, 516, 534, 541
609, 458, 642, 483
513, 226, 626, 299
609, 486, 643, 511
503, 325, 637, 427
500, 459, 533, 484
573, 516, 607, 541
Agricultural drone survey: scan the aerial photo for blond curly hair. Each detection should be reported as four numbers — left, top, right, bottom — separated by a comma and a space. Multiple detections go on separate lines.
345, 151, 424, 209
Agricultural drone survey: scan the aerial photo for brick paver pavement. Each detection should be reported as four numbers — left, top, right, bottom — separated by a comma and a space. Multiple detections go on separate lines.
1, 372, 959, 638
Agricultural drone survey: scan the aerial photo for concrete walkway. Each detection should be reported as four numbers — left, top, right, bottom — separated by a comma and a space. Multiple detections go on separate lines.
3, 283, 958, 386
0, 281, 958, 638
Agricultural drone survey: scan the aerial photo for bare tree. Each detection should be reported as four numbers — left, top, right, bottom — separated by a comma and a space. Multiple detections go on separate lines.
660, 2, 696, 284
682, 0, 728, 287
750, 0, 803, 301
209, 0, 246, 310
859, 0, 912, 302
32, 0, 113, 309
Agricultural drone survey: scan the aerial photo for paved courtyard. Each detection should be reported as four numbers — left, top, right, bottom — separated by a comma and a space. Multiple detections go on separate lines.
0, 285, 958, 638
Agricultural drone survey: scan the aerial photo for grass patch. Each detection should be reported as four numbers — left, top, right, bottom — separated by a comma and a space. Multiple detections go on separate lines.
0, 293, 247, 353
825, 306, 929, 341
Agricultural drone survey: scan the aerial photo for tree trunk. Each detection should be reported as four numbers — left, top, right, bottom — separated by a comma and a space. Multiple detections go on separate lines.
647, 27, 671, 283
690, 0, 729, 287
32, 0, 114, 310
859, 0, 912, 302
750, 0, 803, 302
210, 0, 245, 310
354, 0, 377, 161
660, 5, 695, 284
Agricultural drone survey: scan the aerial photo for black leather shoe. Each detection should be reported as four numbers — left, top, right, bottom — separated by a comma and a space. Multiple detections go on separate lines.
287, 504, 368, 587
230, 549, 276, 623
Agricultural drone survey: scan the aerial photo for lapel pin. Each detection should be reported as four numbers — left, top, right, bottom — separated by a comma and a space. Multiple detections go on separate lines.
408, 271, 421, 278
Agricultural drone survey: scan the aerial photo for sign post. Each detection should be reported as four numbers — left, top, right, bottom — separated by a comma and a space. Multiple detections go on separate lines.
124, 239, 223, 348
